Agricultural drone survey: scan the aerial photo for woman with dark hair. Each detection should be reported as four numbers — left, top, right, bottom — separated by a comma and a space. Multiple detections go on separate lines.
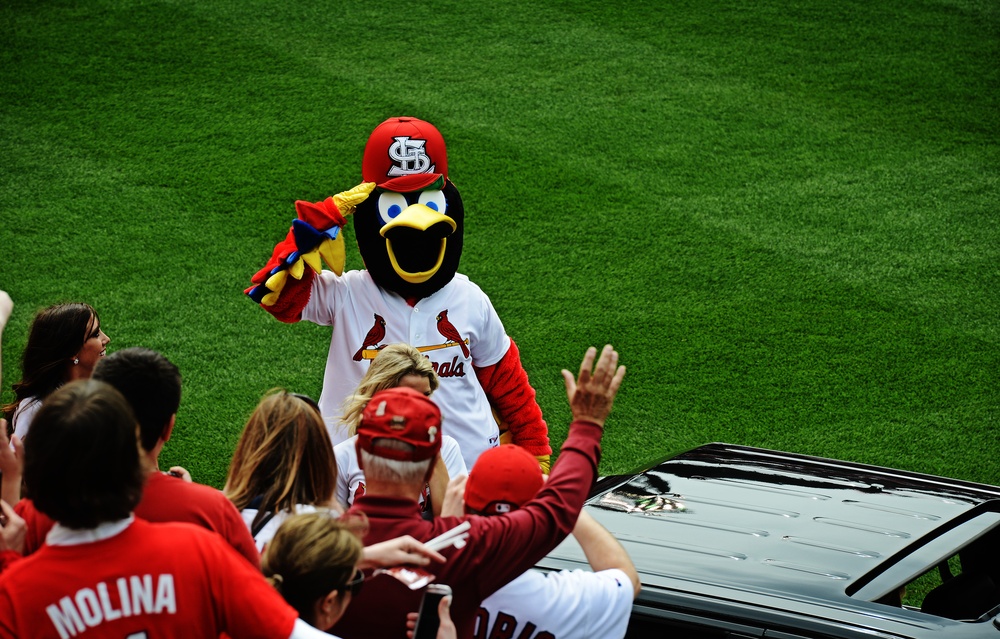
2, 302, 110, 441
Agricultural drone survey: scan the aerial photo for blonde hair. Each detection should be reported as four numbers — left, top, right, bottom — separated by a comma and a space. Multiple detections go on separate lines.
224, 391, 338, 522
340, 343, 438, 436
262, 512, 366, 625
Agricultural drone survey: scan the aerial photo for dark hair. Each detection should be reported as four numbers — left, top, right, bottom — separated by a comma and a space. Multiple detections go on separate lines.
93, 347, 182, 452
3, 303, 98, 419
25, 379, 144, 529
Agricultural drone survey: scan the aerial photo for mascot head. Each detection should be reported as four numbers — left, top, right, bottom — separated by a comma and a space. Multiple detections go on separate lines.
354, 117, 464, 300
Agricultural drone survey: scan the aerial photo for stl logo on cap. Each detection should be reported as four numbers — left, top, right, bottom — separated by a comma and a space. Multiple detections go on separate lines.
387, 136, 435, 177
363, 117, 448, 191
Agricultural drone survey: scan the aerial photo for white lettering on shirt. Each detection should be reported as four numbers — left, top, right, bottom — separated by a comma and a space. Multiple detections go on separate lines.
46, 574, 177, 639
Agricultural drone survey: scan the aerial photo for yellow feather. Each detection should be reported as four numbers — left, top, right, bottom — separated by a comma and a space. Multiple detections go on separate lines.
319, 237, 346, 275
288, 258, 305, 280
302, 250, 323, 274
264, 270, 287, 291
261, 291, 279, 306
332, 181, 376, 217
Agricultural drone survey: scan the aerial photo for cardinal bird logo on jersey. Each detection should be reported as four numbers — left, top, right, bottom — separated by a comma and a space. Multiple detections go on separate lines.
354, 313, 387, 361
436, 310, 470, 358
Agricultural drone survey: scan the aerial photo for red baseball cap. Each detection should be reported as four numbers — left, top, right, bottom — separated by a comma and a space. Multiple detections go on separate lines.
356, 387, 443, 462
362, 117, 448, 192
464, 445, 545, 515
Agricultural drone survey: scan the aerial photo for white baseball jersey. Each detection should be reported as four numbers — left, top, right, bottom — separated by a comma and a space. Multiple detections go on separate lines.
334, 435, 468, 508
303, 269, 509, 469
476, 568, 634, 639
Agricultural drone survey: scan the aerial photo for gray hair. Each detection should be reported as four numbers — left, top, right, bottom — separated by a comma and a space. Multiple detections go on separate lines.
360, 438, 433, 485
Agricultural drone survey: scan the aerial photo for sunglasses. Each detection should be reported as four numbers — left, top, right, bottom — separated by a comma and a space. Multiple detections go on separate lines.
289, 392, 322, 416
339, 569, 365, 596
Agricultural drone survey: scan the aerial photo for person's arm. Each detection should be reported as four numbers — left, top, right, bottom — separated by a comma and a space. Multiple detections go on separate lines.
572, 510, 640, 597
0, 290, 11, 387
358, 535, 446, 571
439, 474, 467, 518
246, 184, 374, 323
427, 453, 449, 517
473, 345, 627, 596
0, 501, 25, 556
0, 424, 23, 507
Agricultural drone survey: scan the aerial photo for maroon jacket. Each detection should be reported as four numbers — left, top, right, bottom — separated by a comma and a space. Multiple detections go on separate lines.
332, 420, 603, 639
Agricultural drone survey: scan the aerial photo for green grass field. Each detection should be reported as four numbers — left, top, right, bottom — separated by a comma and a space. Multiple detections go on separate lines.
2, 0, 997, 490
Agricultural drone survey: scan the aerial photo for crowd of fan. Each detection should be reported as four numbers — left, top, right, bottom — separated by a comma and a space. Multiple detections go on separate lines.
0, 295, 637, 639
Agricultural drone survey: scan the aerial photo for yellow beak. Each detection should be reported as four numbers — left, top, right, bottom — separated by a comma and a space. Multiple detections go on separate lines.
380, 203, 457, 284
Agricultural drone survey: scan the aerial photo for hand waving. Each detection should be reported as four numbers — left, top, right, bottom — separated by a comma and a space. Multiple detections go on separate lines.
562, 345, 626, 428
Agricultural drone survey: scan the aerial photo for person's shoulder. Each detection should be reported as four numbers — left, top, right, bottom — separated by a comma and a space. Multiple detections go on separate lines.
136, 517, 217, 538
0, 545, 42, 584
447, 273, 482, 292
144, 473, 232, 507
334, 435, 359, 453
543, 567, 633, 592
11, 396, 41, 427
321, 269, 373, 285
16, 396, 41, 411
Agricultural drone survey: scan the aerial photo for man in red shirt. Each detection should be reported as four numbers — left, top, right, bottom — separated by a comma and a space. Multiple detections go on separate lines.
15, 347, 260, 566
0, 380, 326, 638
332, 344, 626, 638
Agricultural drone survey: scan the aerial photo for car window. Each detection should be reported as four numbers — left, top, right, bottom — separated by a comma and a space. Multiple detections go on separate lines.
850, 505, 1000, 622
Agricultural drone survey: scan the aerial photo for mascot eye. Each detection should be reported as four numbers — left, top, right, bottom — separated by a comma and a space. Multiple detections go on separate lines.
418, 190, 448, 214
377, 192, 410, 226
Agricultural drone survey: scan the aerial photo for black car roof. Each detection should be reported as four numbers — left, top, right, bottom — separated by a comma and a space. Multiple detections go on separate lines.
538, 443, 1000, 637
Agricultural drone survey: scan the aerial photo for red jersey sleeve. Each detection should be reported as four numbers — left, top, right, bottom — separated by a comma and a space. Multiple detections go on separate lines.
13, 499, 54, 556
474, 338, 552, 459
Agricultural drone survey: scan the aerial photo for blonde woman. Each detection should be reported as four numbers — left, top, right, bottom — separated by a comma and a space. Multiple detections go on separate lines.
225, 391, 340, 551
334, 344, 467, 516
262, 512, 454, 636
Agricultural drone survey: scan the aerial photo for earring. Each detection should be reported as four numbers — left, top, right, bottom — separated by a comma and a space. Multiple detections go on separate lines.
73, 358, 79, 365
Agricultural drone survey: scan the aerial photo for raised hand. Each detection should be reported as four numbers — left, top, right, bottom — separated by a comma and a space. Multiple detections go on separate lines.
561, 345, 626, 428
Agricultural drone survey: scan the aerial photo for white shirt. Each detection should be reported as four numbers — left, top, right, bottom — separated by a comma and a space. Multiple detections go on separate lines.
240, 504, 323, 553
334, 435, 468, 508
477, 568, 634, 639
11, 397, 41, 441
304, 270, 510, 469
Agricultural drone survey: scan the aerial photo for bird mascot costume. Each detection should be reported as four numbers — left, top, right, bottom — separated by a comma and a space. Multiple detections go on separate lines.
246, 117, 551, 471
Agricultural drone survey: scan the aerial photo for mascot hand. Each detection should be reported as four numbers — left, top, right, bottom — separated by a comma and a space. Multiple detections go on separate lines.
246, 183, 375, 314
536, 455, 551, 475
293, 182, 376, 275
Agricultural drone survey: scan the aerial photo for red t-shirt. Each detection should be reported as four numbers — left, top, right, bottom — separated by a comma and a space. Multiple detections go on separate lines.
16, 472, 259, 568
0, 519, 296, 639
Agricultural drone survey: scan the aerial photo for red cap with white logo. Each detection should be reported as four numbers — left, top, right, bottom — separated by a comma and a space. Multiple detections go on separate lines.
356, 387, 443, 462
362, 117, 449, 192
464, 445, 545, 515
